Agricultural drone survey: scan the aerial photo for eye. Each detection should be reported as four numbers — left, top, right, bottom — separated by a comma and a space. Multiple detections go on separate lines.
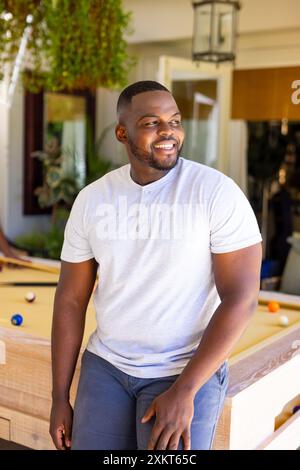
170, 120, 181, 126
144, 121, 158, 127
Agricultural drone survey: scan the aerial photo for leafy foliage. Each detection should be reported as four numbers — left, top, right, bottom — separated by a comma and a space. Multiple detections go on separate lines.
0, 0, 134, 91
32, 137, 79, 209
15, 210, 67, 259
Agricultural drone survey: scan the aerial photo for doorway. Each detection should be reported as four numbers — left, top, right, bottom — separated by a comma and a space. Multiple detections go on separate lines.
157, 55, 232, 173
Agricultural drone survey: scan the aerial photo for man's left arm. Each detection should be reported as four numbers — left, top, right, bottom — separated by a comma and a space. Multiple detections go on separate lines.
142, 242, 262, 450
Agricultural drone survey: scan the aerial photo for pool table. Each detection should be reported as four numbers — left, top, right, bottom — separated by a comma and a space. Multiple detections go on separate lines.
0, 260, 300, 450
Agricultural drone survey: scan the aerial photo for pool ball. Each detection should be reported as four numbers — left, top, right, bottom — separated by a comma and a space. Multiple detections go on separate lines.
11, 314, 23, 326
278, 315, 289, 326
293, 405, 300, 414
268, 301, 280, 313
25, 291, 36, 303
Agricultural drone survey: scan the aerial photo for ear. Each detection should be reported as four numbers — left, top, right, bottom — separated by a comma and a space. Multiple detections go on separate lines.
115, 124, 127, 144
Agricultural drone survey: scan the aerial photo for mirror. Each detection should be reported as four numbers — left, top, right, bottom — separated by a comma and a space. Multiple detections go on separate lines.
24, 89, 95, 214
44, 92, 87, 189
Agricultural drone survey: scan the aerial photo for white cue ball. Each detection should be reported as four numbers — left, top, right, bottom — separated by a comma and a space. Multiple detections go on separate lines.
279, 315, 289, 326
25, 291, 36, 303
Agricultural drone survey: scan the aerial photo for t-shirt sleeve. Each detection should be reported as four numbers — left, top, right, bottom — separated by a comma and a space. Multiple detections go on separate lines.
209, 177, 262, 253
60, 190, 94, 262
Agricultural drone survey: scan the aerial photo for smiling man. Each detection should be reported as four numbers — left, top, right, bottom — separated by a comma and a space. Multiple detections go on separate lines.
50, 81, 262, 451
117, 86, 184, 177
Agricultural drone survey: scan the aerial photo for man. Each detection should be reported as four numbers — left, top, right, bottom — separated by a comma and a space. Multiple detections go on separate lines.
50, 81, 262, 450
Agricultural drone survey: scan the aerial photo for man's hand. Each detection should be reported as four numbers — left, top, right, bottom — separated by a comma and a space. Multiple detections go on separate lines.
141, 386, 194, 450
49, 399, 73, 450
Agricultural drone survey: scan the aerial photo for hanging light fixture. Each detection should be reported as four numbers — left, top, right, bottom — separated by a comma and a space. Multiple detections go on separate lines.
192, 1, 241, 64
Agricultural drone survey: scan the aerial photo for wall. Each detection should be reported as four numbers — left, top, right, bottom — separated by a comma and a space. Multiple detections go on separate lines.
124, 28, 300, 73
123, 0, 300, 43
236, 29, 300, 69
0, 77, 50, 239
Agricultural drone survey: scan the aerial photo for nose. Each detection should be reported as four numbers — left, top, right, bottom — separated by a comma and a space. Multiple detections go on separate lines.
157, 122, 173, 137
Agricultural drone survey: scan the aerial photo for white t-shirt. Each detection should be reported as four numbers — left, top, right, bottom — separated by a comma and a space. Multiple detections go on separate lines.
61, 157, 262, 378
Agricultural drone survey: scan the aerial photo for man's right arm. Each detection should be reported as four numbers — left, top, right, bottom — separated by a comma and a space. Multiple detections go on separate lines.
50, 258, 98, 450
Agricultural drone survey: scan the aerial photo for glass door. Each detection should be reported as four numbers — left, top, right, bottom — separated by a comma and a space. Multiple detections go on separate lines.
157, 56, 232, 173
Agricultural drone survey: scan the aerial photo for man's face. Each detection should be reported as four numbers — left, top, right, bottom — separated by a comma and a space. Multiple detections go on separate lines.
116, 91, 185, 171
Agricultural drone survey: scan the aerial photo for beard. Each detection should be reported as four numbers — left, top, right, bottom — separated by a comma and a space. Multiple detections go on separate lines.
127, 137, 183, 171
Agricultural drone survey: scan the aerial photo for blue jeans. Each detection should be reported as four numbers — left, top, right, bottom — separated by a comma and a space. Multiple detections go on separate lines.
72, 350, 228, 450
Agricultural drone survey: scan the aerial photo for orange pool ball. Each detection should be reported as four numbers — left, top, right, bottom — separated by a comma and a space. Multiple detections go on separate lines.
268, 301, 280, 313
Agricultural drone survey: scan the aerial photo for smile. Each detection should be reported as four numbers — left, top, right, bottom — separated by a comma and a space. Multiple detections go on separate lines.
153, 141, 177, 150
154, 144, 174, 149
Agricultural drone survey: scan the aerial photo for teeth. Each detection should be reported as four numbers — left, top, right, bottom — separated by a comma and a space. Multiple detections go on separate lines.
154, 144, 174, 149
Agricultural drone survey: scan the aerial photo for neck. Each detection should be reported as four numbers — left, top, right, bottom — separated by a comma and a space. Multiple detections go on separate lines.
129, 165, 170, 186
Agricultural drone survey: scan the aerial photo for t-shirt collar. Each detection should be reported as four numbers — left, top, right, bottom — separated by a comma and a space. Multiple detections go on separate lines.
126, 157, 182, 192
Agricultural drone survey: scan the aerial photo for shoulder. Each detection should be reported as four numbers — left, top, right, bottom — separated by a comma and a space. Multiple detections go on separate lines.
178, 157, 232, 200
179, 158, 228, 185
78, 164, 128, 200
82, 164, 129, 196
70, 164, 129, 213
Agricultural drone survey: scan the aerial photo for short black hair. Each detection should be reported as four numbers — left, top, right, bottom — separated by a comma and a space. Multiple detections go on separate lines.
117, 80, 170, 116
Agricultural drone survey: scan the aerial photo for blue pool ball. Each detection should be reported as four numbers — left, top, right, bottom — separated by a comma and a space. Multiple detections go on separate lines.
11, 314, 23, 326
293, 405, 300, 414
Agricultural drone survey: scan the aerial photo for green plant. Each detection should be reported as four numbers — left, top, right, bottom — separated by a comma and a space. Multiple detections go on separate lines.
14, 231, 48, 257
15, 207, 69, 259
0, 0, 134, 91
44, 221, 66, 259
32, 136, 79, 225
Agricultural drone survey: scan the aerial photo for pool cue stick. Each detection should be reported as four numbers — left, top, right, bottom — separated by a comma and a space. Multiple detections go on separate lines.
0, 281, 58, 286
0, 255, 60, 274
